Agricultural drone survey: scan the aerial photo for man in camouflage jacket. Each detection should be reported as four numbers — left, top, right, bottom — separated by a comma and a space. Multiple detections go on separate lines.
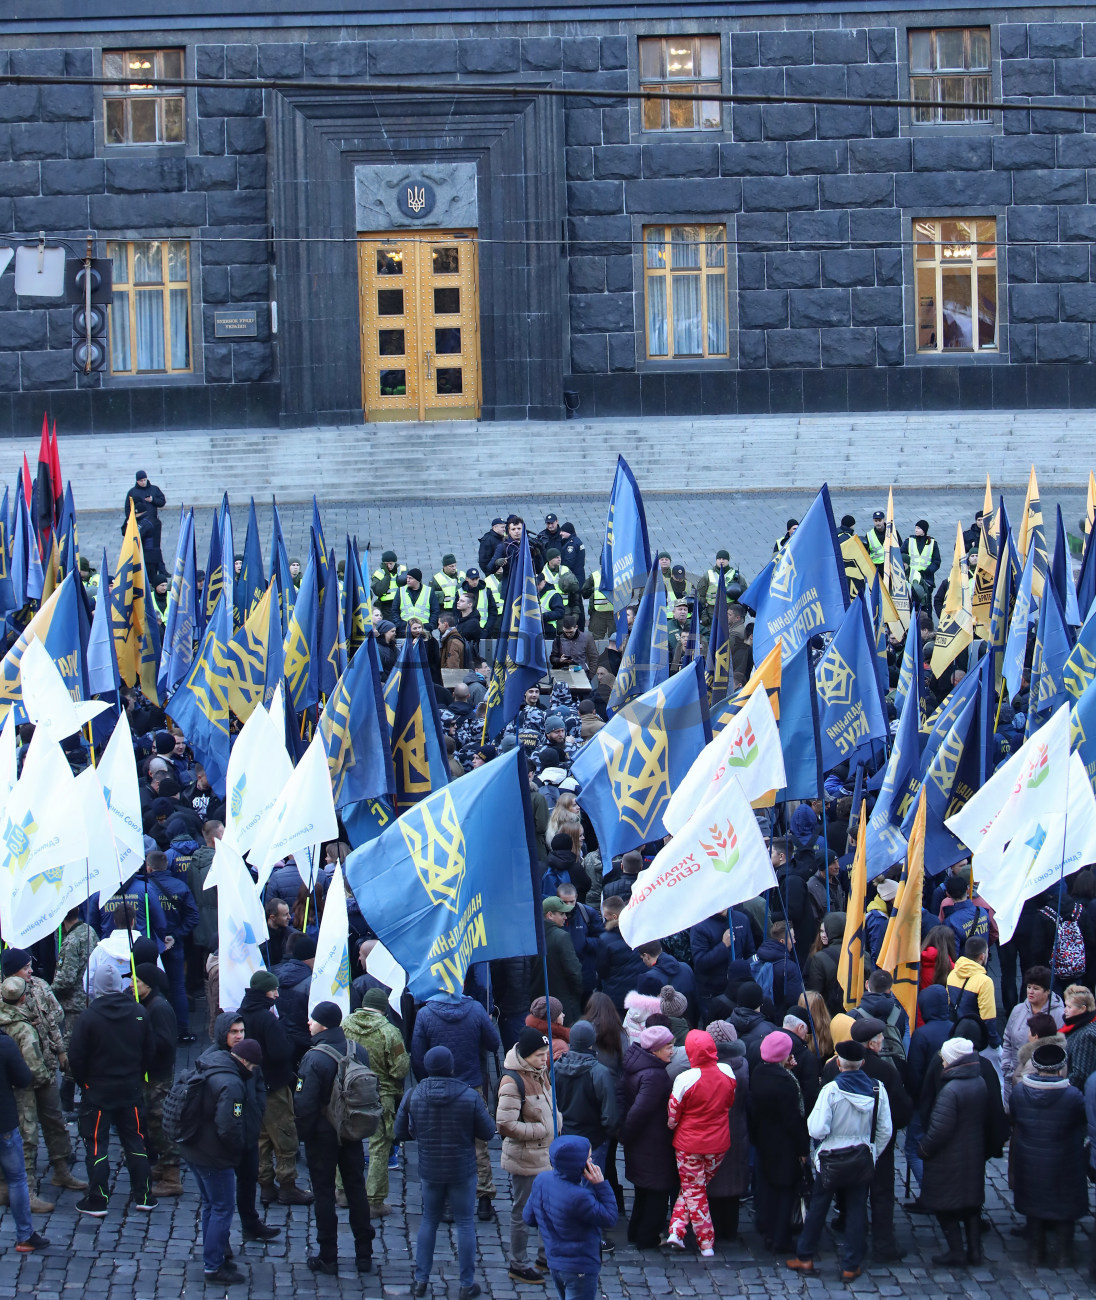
342, 989, 410, 1212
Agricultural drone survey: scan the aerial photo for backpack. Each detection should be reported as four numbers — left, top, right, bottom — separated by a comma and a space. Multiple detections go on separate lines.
312, 1043, 382, 1142
162, 1067, 207, 1145
747, 954, 776, 1004
1041, 904, 1087, 979
853, 1003, 906, 1063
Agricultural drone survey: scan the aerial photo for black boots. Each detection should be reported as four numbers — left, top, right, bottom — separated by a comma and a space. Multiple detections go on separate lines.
932, 1216, 967, 1267
964, 1215, 983, 1265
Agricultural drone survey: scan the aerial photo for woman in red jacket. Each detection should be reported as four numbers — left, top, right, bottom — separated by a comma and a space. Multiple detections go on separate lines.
664, 1029, 736, 1256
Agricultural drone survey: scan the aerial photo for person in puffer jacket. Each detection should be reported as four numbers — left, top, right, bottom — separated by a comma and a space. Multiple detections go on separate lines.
523, 1135, 618, 1299
552, 1020, 618, 1167
664, 1029, 736, 1256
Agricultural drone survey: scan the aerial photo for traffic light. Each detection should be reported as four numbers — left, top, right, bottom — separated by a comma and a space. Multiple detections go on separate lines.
72, 303, 108, 372
63, 258, 113, 304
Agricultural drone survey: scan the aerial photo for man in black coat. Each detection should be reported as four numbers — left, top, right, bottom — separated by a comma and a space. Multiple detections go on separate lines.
294, 1002, 374, 1275
0, 1021, 42, 1252
178, 1021, 266, 1285
239, 970, 313, 1208
820, 1016, 913, 1263
272, 935, 315, 1063
134, 963, 181, 1198
749, 1035, 810, 1254
124, 470, 167, 575
68, 963, 155, 1216
395, 1044, 495, 1298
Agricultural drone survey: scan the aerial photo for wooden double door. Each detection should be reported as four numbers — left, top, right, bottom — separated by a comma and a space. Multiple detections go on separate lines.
358, 230, 480, 421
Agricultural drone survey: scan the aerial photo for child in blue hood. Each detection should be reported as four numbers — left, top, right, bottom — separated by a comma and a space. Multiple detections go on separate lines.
523, 1135, 618, 1300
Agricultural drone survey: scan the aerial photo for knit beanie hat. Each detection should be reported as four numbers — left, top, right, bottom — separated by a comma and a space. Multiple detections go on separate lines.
706, 1019, 738, 1045
940, 1037, 973, 1067
362, 988, 390, 1013
234, 1038, 263, 1065
517, 1026, 550, 1060
424, 1046, 454, 1076
660, 985, 688, 1018
529, 995, 563, 1023
760, 1031, 794, 1063
638, 1025, 674, 1052
568, 1021, 597, 1053
250, 969, 280, 993
311, 1001, 343, 1030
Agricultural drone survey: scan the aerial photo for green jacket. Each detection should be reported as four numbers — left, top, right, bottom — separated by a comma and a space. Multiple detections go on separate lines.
52, 922, 99, 1017
342, 1008, 410, 1100
0, 1000, 51, 1088
23, 975, 66, 1071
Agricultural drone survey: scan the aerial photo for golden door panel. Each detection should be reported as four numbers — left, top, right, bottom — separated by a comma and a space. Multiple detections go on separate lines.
358, 230, 480, 422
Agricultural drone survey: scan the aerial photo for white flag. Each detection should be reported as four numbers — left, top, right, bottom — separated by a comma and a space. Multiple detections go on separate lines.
366, 941, 407, 1015
0, 713, 17, 802
0, 731, 88, 946
58, 767, 124, 914
309, 860, 350, 1019
249, 731, 338, 888
663, 681, 784, 835
217, 840, 266, 1014
95, 712, 147, 883
221, 700, 293, 857
206, 838, 266, 935
267, 680, 286, 735
619, 774, 777, 949
946, 703, 1070, 865
978, 750, 1096, 944
19, 634, 107, 741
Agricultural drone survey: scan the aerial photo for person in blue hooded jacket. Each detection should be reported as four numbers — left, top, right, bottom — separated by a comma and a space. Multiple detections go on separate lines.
522, 1135, 618, 1300
146, 849, 200, 1042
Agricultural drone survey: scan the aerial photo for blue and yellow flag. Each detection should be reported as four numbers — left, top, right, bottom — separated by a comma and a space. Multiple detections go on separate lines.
742, 484, 848, 665
201, 503, 224, 635
1018, 465, 1048, 601
987, 527, 1014, 692
572, 658, 710, 859
389, 634, 450, 813
864, 643, 921, 880
1003, 542, 1036, 701
345, 747, 540, 1002
678, 597, 702, 670
600, 455, 652, 649
342, 796, 396, 849
59, 517, 78, 582
704, 565, 731, 706
12, 487, 43, 606
283, 546, 320, 713
877, 788, 925, 1026
270, 498, 297, 636
236, 497, 266, 623
1071, 678, 1096, 792
1064, 598, 1096, 702
895, 615, 923, 728
482, 529, 547, 742
609, 561, 668, 714
342, 538, 372, 656
777, 639, 822, 799
224, 580, 284, 721
815, 595, 888, 773
866, 572, 890, 704
157, 508, 198, 702
1051, 504, 1082, 627
167, 591, 233, 794
318, 546, 347, 702
1026, 581, 1073, 737
907, 689, 979, 875
0, 486, 13, 616
311, 496, 328, 582
1078, 521, 1096, 628
319, 631, 394, 810
920, 653, 990, 782
40, 531, 62, 604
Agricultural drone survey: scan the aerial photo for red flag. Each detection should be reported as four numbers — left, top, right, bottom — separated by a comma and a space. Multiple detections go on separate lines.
21, 454, 32, 507
48, 419, 62, 523
35, 412, 54, 550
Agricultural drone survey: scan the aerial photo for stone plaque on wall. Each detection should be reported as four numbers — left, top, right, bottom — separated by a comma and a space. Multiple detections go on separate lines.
355, 162, 478, 231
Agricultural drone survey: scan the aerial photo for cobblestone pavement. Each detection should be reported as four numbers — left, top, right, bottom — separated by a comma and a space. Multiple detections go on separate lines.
2, 1031, 1093, 1300
74, 485, 1088, 585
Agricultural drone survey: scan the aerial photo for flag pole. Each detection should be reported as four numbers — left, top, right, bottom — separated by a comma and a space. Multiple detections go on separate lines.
538, 944, 560, 1140
1049, 734, 1074, 990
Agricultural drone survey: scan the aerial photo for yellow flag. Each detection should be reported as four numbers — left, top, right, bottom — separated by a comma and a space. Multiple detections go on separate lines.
111, 503, 151, 691
971, 502, 1000, 640
837, 813, 868, 1009
883, 486, 911, 634
877, 787, 926, 1027
40, 533, 61, 604
982, 473, 993, 520
1086, 472, 1096, 538
841, 532, 877, 603
225, 581, 277, 721
930, 522, 973, 678
1018, 466, 1047, 600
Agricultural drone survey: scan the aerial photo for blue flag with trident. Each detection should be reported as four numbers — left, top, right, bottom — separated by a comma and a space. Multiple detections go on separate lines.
600, 455, 652, 650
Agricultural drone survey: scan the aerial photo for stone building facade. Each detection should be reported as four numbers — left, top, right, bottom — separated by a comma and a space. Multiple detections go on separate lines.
1, 2, 1096, 432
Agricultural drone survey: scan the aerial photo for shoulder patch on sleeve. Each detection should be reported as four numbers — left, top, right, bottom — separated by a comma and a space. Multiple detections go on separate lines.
233, 1101, 243, 1116
295, 1078, 303, 1091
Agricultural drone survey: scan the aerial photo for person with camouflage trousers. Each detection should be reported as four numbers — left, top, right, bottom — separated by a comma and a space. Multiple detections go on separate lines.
51, 908, 99, 1112
134, 964, 182, 1198
0, 978, 65, 1212
343, 989, 411, 1215
0, 949, 84, 1198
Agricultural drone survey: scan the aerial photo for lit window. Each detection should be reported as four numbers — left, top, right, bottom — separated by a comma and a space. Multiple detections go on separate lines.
914, 219, 998, 353
108, 240, 192, 374
644, 225, 727, 359
909, 28, 991, 124
639, 37, 721, 131
103, 49, 186, 144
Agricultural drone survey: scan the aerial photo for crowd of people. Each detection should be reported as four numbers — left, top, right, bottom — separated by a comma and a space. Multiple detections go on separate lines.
1, 475, 1094, 1294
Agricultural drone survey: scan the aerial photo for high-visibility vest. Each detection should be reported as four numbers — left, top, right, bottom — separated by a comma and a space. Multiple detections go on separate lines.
465, 585, 490, 625
399, 584, 432, 624
907, 536, 936, 581
543, 564, 573, 594
372, 565, 405, 605
865, 530, 885, 565
590, 571, 613, 612
540, 587, 560, 620
486, 573, 502, 603
432, 569, 465, 609
705, 569, 727, 606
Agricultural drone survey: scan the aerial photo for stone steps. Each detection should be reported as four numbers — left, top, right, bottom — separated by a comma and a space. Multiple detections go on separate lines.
4, 410, 1093, 511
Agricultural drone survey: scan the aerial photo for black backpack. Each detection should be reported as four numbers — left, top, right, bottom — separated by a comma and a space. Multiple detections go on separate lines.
162, 1067, 206, 1145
